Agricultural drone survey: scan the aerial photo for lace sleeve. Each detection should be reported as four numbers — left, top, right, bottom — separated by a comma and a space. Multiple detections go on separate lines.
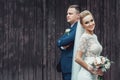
78, 36, 88, 53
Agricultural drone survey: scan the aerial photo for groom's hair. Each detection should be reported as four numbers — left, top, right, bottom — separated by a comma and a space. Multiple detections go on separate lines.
68, 5, 80, 13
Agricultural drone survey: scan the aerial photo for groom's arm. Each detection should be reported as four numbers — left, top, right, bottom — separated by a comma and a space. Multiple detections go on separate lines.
57, 29, 76, 49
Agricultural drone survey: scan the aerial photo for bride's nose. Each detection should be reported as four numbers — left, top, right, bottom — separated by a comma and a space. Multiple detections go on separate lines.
89, 22, 93, 26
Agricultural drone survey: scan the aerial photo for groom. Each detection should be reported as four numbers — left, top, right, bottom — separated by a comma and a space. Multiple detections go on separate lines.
57, 5, 80, 80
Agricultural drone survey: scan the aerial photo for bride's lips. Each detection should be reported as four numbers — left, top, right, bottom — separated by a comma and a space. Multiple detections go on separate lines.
89, 25, 95, 30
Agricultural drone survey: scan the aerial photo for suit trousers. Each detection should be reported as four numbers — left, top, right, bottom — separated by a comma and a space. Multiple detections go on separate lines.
62, 72, 71, 80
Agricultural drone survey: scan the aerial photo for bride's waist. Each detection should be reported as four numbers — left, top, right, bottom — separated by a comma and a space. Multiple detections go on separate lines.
84, 57, 95, 59
84, 57, 95, 64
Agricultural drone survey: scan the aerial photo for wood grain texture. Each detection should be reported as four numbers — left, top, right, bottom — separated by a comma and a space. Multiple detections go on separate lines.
0, 0, 119, 80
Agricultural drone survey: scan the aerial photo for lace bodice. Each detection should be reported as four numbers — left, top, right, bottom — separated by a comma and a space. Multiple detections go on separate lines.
78, 32, 102, 57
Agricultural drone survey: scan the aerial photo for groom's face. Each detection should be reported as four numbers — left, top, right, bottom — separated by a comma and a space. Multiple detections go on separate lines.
66, 8, 80, 25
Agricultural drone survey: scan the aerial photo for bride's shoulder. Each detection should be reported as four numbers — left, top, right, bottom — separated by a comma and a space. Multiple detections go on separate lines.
80, 33, 89, 40
81, 33, 90, 38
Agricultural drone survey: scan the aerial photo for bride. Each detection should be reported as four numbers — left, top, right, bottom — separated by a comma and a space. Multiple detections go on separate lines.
71, 10, 103, 80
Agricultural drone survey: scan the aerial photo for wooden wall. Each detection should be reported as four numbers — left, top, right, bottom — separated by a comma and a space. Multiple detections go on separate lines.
0, 0, 119, 80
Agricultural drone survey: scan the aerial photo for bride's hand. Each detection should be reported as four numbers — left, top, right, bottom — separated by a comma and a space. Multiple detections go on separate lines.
96, 69, 103, 76
87, 66, 103, 75
87, 65, 97, 75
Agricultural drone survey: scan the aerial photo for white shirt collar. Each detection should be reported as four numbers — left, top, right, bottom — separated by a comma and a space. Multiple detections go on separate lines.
71, 22, 77, 27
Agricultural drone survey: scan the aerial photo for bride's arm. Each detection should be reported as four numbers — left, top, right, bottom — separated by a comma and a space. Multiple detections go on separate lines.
75, 50, 103, 75
75, 50, 96, 74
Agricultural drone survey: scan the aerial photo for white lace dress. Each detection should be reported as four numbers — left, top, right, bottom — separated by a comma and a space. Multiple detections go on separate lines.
77, 32, 103, 80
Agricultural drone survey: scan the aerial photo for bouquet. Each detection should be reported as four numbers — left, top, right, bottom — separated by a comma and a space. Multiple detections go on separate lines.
91, 56, 113, 80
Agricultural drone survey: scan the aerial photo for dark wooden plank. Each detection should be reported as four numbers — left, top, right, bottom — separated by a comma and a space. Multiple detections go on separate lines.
0, 0, 119, 80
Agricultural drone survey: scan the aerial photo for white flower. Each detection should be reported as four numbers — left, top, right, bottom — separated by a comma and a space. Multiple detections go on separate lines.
65, 28, 70, 35
101, 57, 106, 64
95, 57, 102, 64
65, 28, 70, 32
105, 62, 111, 69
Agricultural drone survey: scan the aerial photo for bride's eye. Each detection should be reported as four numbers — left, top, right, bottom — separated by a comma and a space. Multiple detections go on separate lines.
90, 19, 93, 22
85, 21, 89, 24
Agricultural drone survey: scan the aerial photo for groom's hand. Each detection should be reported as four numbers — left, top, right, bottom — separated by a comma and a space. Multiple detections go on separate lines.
61, 43, 73, 50
63, 45, 70, 49
61, 45, 70, 50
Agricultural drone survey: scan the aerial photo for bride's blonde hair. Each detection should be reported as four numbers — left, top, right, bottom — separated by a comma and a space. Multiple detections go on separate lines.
80, 10, 94, 24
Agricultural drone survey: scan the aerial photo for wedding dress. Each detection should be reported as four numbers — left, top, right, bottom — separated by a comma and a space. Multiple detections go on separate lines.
77, 32, 103, 80
71, 21, 102, 80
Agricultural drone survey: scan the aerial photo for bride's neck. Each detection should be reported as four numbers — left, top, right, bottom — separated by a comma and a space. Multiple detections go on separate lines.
85, 30, 94, 35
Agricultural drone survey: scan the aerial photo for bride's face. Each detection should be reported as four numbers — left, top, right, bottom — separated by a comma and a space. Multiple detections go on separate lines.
82, 15, 95, 32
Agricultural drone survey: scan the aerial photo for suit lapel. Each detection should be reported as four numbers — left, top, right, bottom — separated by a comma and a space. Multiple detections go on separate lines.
70, 22, 77, 31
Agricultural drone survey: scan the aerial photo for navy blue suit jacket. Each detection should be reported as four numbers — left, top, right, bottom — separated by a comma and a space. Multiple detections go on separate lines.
57, 22, 77, 73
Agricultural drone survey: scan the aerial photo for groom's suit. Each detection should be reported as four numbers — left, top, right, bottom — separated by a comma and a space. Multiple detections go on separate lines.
57, 22, 77, 80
